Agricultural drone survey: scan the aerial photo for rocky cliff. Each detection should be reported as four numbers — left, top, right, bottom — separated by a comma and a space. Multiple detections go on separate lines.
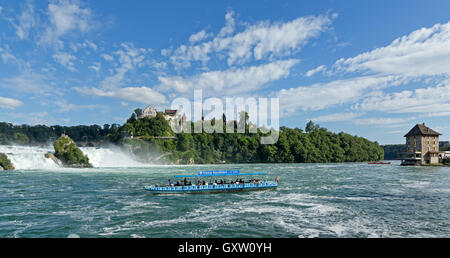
0, 153, 15, 170
53, 135, 92, 168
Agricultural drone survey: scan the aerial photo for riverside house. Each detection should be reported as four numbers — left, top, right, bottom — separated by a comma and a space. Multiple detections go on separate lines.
398, 123, 441, 166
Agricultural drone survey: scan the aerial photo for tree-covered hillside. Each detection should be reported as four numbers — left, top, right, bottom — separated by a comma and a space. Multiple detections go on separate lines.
106, 110, 384, 164
0, 109, 384, 164
381, 144, 405, 160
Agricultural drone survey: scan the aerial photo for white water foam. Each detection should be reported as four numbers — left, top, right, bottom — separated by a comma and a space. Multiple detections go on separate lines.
0, 145, 61, 170
80, 146, 147, 168
0, 144, 149, 170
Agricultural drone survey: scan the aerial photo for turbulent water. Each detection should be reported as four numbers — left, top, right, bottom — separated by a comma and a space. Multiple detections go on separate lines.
0, 145, 449, 238
0, 145, 147, 169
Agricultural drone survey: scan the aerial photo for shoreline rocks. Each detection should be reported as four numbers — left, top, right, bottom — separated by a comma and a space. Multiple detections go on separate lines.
44, 152, 63, 167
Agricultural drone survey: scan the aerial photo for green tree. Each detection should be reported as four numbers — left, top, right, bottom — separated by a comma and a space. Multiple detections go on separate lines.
13, 133, 29, 145
177, 133, 193, 152
134, 108, 143, 118
305, 120, 320, 133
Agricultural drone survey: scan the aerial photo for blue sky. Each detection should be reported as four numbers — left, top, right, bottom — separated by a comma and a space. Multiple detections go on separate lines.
1, 0, 450, 144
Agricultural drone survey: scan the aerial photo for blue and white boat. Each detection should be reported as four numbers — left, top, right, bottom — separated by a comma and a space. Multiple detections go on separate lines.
144, 170, 278, 194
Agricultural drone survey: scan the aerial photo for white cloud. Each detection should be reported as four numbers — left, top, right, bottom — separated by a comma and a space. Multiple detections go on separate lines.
170, 12, 334, 68
218, 11, 235, 37
278, 20, 450, 127
83, 39, 97, 51
352, 117, 412, 127
40, 0, 95, 49
0, 96, 24, 109
53, 52, 77, 71
8, 111, 63, 125
355, 82, 450, 114
53, 99, 102, 113
278, 75, 407, 116
189, 30, 210, 44
335, 21, 450, 77
0, 46, 17, 64
0, 72, 56, 96
422, 111, 450, 118
72, 43, 157, 106
305, 65, 326, 77
311, 112, 361, 123
99, 43, 150, 89
70, 39, 98, 52
88, 62, 101, 72
73, 86, 167, 105
101, 53, 114, 62
158, 59, 299, 96
12, 1, 36, 40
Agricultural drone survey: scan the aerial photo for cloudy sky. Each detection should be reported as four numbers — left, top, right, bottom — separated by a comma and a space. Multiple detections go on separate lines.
0, 0, 450, 144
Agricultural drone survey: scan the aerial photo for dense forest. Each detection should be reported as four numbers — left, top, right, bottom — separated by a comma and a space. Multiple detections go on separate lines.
441, 144, 450, 151
382, 143, 450, 160
104, 109, 384, 164
0, 109, 385, 164
0, 122, 118, 145
381, 144, 405, 160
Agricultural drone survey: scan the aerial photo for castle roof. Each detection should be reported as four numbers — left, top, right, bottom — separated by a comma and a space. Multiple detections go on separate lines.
144, 105, 155, 110
404, 124, 441, 137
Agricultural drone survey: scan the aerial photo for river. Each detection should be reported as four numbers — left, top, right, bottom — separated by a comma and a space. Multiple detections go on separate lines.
0, 145, 449, 237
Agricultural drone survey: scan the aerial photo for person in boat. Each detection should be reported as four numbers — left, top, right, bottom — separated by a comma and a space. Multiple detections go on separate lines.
175, 181, 181, 186
184, 178, 187, 186
168, 179, 174, 186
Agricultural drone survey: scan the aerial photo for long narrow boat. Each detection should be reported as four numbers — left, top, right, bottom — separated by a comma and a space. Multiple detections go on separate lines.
144, 170, 278, 194
368, 161, 391, 165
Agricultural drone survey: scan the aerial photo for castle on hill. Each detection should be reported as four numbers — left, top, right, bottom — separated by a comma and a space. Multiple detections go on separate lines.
140, 105, 186, 129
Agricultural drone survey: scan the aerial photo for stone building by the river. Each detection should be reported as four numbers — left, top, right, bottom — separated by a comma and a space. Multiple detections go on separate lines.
399, 123, 441, 165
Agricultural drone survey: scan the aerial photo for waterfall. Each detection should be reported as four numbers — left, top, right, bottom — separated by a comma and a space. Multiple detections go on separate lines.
0, 145, 60, 170
80, 146, 147, 168
0, 145, 148, 170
